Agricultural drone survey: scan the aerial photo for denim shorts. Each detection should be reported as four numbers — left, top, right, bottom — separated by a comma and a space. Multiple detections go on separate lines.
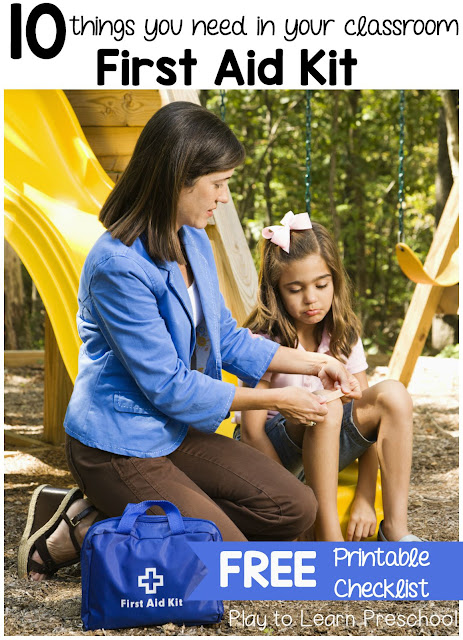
234, 401, 376, 480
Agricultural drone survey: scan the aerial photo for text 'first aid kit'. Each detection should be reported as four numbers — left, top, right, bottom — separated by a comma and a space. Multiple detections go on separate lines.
81, 500, 223, 630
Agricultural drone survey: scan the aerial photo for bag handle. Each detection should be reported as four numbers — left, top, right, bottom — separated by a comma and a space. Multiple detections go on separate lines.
116, 500, 185, 535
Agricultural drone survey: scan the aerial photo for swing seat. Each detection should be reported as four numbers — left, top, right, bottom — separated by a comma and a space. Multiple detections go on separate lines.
396, 242, 459, 287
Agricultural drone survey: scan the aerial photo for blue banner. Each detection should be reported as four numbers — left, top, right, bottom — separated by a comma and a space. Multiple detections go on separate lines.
187, 542, 463, 601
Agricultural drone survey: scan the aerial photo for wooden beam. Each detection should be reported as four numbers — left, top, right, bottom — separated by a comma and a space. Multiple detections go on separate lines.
159, 90, 202, 106
43, 315, 74, 445
82, 126, 143, 157
64, 90, 162, 126
207, 209, 258, 325
4, 429, 59, 450
106, 171, 122, 184
388, 286, 445, 386
388, 181, 459, 386
4, 350, 44, 367
98, 155, 131, 173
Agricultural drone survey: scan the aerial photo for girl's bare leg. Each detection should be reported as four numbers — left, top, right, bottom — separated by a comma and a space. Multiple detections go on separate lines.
286, 398, 344, 541
352, 380, 413, 541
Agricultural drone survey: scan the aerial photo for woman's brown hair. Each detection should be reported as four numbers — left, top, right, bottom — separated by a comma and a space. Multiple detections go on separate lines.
245, 222, 362, 361
99, 101, 245, 263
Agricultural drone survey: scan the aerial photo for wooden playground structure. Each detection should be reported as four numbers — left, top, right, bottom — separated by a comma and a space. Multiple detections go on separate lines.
4, 90, 459, 448
389, 179, 459, 387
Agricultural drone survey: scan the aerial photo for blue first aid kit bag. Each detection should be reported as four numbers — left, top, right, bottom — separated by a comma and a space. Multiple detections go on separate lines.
80, 500, 223, 631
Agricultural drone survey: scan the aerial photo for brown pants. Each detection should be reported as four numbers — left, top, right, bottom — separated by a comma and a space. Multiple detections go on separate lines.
65, 428, 317, 542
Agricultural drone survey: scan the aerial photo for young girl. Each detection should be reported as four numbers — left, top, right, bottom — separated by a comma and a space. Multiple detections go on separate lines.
238, 212, 423, 542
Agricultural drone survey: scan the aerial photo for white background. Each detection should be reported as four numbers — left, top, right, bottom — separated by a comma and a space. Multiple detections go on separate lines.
2, 0, 463, 89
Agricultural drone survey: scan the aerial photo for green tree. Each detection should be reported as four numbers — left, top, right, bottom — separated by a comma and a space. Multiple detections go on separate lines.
202, 89, 448, 353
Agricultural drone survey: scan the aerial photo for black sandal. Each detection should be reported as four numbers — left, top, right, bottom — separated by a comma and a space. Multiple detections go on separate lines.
18, 485, 97, 578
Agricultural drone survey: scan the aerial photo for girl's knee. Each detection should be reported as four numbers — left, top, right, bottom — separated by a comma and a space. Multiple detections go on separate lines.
374, 380, 413, 416
321, 397, 343, 428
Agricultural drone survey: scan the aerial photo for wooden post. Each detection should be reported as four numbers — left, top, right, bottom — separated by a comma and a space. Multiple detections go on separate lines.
207, 211, 258, 325
388, 181, 459, 386
43, 314, 74, 444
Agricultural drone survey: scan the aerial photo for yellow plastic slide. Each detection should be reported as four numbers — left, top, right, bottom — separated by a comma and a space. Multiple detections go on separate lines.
4, 89, 238, 432
4, 90, 382, 537
5, 89, 112, 382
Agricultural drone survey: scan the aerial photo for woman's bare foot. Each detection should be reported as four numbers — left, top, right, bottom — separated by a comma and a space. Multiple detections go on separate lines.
29, 498, 96, 581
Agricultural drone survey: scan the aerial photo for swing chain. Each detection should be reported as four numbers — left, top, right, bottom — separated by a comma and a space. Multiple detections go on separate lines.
219, 90, 226, 122
398, 90, 405, 244
305, 90, 312, 215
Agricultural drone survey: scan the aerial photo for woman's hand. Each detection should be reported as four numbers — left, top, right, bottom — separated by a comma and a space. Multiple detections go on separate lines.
318, 357, 362, 400
346, 495, 377, 541
275, 386, 328, 426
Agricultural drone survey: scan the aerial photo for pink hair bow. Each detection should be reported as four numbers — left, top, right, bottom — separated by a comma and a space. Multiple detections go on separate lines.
262, 211, 312, 253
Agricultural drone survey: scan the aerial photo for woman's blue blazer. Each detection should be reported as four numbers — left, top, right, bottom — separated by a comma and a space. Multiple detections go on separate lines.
64, 226, 278, 458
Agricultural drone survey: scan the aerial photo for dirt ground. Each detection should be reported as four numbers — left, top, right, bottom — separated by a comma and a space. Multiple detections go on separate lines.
3, 360, 459, 637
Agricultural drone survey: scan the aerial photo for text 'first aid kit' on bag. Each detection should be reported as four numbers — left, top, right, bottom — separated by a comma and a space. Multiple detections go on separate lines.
81, 500, 223, 631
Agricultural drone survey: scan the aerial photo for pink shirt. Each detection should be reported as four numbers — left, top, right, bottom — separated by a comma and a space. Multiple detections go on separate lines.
234, 328, 367, 423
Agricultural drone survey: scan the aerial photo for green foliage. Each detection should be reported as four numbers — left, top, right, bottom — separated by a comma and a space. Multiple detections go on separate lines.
203, 89, 449, 351
436, 344, 459, 359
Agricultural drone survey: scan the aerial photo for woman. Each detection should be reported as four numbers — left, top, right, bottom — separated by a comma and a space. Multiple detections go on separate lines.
19, 101, 361, 580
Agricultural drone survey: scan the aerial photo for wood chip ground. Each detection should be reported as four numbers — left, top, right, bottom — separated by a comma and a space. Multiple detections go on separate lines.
4, 361, 459, 636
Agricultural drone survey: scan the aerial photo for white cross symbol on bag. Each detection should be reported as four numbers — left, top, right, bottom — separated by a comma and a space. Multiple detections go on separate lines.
138, 568, 164, 594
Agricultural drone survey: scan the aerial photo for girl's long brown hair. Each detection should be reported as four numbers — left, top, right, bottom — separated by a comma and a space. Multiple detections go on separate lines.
245, 222, 362, 361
